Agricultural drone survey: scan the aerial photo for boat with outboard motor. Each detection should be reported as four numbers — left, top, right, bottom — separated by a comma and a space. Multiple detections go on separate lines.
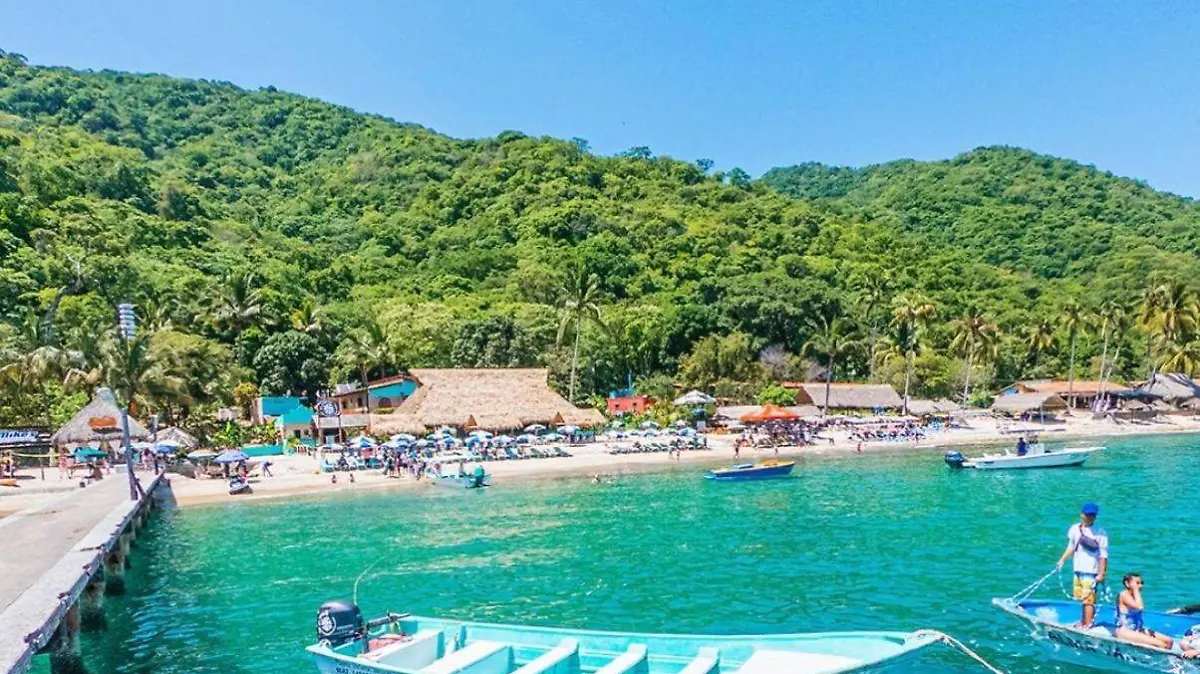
307, 600, 969, 674
994, 597, 1200, 673
944, 443, 1103, 470
705, 460, 795, 481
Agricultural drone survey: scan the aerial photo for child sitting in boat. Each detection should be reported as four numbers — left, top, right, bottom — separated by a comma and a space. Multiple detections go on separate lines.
1115, 573, 1174, 651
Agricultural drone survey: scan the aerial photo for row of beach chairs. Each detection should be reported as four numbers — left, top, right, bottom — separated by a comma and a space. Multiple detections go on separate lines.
608, 439, 709, 455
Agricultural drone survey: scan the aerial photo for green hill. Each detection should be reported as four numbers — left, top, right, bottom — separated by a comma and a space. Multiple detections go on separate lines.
0, 52, 1195, 428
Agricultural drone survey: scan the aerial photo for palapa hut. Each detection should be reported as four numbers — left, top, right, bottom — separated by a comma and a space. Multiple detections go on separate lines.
157, 426, 199, 449
796, 383, 903, 413
1132, 372, 1200, 403
991, 391, 1068, 416
374, 368, 605, 434
904, 398, 963, 417
50, 388, 150, 447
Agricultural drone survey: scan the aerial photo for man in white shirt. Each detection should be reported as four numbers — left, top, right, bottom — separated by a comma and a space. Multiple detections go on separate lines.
1056, 502, 1108, 627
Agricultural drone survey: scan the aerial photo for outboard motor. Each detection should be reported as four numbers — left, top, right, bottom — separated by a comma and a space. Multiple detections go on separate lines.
316, 600, 365, 647
944, 450, 966, 469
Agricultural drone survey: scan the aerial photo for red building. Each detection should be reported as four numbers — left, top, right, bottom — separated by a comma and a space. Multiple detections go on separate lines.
607, 395, 653, 415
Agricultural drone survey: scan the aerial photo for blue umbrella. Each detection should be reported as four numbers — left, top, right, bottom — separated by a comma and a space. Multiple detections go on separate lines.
214, 450, 249, 464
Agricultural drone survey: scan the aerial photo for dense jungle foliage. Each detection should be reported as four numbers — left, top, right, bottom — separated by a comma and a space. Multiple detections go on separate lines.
2, 50, 1199, 431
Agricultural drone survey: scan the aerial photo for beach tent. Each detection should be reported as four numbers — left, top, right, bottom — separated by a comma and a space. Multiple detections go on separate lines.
673, 390, 716, 406
740, 404, 800, 423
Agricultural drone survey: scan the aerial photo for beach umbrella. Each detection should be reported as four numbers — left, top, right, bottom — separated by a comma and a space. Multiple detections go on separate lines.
186, 449, 218, 461
390, 434, 417, 442
382, 440, 402, 450
469, 430, 493, 438
348, 436, 376, 450
73, 448, 108, 459
672, 420, 688, 427
678, 428, 697, 437
641, 421, 660, 429
153, 439, 182, 451
152, 444, 177, 455
673, 390, 716, 406
514, 434, 534, 444
524, 424, 546, 433
542, 432, 563, 442
415, 439, 431, 448
131, 441, 152, 450
213, 450, 249, 464
557, 425, 579, 434
435, 426, 457, 437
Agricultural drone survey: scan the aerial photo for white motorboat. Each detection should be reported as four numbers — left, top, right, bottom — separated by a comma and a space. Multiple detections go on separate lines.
944, 443, 1103, 470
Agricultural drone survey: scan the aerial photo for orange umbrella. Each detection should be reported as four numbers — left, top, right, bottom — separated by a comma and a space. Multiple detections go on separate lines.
740, 404, 799, 423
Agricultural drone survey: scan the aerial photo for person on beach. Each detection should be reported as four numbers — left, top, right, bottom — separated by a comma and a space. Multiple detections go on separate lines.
1114, 573, 1174, 650
1056, 502, 1108, 628
58, 450, 69, 479
261, 459, 272, 477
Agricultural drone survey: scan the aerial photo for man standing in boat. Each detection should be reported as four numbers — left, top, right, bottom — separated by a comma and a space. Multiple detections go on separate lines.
1055, 502, 1108, 628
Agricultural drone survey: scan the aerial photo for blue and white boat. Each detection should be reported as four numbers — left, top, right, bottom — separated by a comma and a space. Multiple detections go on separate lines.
308, 601, 946, 674
994, 598, 1200, 673
705, 461, 794, 481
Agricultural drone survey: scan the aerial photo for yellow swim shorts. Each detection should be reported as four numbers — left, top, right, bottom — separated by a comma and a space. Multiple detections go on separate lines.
1073, 574, 1097, 605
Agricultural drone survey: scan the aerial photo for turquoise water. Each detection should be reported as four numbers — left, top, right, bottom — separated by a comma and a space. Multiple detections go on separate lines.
65, 434, 1200, 673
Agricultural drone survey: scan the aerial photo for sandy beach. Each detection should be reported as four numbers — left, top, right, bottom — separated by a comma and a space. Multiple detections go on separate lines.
4, 412, 1198, 516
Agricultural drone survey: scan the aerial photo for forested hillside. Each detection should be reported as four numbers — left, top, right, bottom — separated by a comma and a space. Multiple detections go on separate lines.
2, 51, 1198, 432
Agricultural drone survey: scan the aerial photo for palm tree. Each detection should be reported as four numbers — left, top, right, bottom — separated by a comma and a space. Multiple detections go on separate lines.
1160, 340, 1200, 377
1093, 299, 1126, 405
344, 321, 395, 397
557, 266, 604, 401
103, 333, 189, 415
889, 294, 936, 414
1138, 280, 1165, 378
290, 299, 326, 335
212, 270, 265, 338
802, 312, 859, 416
853, 271, 891, 382
1060, 299, 1087, 410
1023, 319, 1056, 372
1148, 282, 1200, 374
950, 306, 1000, 406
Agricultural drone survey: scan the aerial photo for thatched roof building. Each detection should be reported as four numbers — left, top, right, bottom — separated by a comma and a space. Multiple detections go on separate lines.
798, 383, 903, 411
157, 426, 199, 449
50, 388, 150, 446
905, 398, 964, 416
991, 392, 1067, 415
374, 369, 605, 433
1135, 372, 1200, 402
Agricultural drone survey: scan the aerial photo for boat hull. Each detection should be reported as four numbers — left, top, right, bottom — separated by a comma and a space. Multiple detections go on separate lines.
963, 446, 1102, 470
706, 462, 795, 480
994, 598, 1200, 673
308, 614, 940, 674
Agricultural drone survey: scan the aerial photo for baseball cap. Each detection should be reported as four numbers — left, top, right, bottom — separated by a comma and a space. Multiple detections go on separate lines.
1081, 502, 1099, 516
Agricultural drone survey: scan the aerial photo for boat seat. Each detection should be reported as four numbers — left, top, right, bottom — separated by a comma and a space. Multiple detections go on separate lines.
735, 649, 861, 674
421, 640, 512, 674
364, 629, 443, 667
510, 638, 579, 674
594, 644, 648, 674
677, 647, 719, 674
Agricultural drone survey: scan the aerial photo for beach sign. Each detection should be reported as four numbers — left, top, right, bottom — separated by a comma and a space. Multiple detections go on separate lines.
0, 429, 39, 445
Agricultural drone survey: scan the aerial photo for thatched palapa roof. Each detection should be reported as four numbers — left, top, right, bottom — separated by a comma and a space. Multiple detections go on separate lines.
375, 369, 605, 433
992, 392, 1067, 414
1136, 373, 1200, 402
157, 426, 199, 449
799, 383, 903, 410
904, 398, 964, 416
51, 388, 150, 446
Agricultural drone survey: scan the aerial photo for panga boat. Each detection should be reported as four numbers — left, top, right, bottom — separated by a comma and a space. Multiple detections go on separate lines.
994, 598, 1200, 673
705, 461, 795, 481
944, 444, 1103, 470
308, 601, 943, 674
429, 468, 490, 489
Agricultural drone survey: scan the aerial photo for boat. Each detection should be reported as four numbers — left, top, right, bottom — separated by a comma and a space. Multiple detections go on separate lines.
428, 467, 490, 489
993, 597, 1200, 673
944, 443, 1103, 470
705, 460, 795, 481
307, 600, 945, 674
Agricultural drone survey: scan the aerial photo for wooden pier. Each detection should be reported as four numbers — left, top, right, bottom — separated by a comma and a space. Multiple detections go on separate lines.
0, 470, 167, 674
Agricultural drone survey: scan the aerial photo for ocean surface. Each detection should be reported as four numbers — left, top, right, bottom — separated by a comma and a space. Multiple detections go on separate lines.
53, 433, 1200, 673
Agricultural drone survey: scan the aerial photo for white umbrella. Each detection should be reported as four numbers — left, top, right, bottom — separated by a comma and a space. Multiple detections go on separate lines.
641, 421, 660, 429
524, 424, 546, 433
557, 425, 579, 434
469, 430, 493, 438
390, 433, 417, 442
673, 390, 716, 406
542, 432, 563, 442
348, 435, 376, 449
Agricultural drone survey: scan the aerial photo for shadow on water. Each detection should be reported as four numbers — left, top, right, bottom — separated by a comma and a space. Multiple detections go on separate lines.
60, 433, 1200, 673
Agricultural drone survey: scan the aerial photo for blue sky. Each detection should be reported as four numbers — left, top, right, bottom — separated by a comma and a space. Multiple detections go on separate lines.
4, 1, 1199, 195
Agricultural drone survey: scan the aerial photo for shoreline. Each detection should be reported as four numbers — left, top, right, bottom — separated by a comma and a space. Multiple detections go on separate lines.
6, 415, 1198, 515
164, 415, 1200, 510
